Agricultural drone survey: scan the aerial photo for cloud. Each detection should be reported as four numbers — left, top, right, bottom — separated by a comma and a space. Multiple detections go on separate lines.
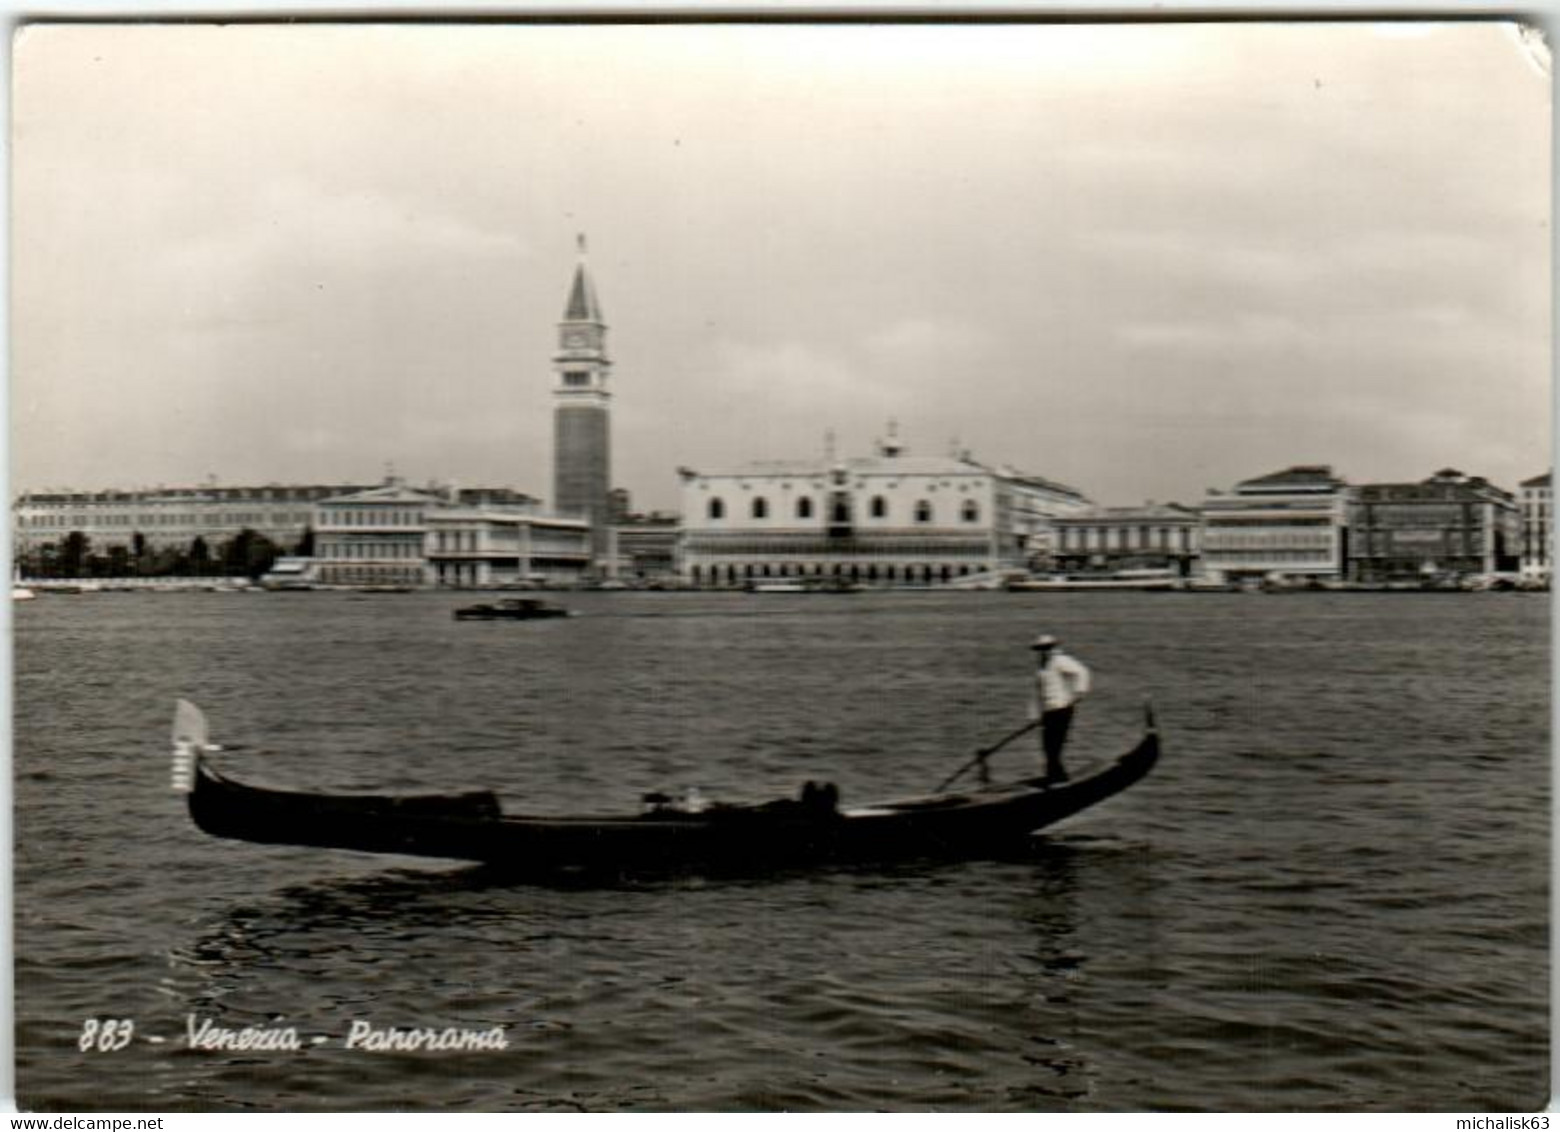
1114, 312, 1306, 353
862, 317, 992, 360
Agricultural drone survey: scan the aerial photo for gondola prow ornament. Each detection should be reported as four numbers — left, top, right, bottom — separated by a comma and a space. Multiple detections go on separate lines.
170, 699, 220, 794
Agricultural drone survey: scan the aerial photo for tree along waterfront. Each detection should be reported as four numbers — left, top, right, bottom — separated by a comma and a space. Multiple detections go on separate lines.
17, 527, 307, 581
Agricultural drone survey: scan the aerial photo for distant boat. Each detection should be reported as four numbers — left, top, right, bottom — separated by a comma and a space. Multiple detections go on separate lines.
1008, 572, 1180, 592
748, 577, 863, 594
12, 586, 36, 601
453, 597, 572, 621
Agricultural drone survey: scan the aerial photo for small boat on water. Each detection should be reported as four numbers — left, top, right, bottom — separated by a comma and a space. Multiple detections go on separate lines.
453, 598, 571, 621
747, 577, 863, 594
169, 701, 1159, 875
1008, 572, 1181, 592
11, 586, 35, 602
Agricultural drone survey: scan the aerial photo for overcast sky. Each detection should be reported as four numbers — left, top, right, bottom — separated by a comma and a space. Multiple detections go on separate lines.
12, 21, 1552, 512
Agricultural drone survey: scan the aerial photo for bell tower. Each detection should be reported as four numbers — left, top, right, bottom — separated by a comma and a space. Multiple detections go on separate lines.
552, 234, 612, 567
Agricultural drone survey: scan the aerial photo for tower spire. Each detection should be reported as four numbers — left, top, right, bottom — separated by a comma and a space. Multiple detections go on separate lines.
563, 232, 603, 323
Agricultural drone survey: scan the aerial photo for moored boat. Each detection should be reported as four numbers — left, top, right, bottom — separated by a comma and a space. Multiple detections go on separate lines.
170, 701, 1159, 875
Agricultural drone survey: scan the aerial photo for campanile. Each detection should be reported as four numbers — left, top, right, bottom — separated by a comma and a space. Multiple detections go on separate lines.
551, 236, 612, 566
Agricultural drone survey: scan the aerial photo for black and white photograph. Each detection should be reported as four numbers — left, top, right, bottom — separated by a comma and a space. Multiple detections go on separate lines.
9, 18, 1551, 1113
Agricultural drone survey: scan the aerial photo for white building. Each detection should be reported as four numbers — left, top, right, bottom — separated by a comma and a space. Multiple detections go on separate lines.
1519, 471, 1551, 582
313, 481, 591, 588
312, 481, 445, 587
425, 508, 591, 587
677, 435, 1089, 587
1198, 465, 1349, 583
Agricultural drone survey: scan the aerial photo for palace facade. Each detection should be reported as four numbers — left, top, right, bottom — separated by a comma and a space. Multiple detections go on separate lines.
676, 435, 1089, 587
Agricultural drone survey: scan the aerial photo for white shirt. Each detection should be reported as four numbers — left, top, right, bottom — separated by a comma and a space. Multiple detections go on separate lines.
1031, 650, 1091, 716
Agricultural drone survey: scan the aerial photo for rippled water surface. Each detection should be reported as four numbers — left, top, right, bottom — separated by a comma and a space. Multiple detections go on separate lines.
13, 590, 1549, 1111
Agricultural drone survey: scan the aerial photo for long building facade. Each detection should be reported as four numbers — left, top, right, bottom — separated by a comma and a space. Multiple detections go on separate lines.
14, 484, 366, 555
677, 437, 1089, 587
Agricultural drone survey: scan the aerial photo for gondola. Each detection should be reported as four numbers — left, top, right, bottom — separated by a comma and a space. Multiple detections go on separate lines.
170, 701, 1158, 875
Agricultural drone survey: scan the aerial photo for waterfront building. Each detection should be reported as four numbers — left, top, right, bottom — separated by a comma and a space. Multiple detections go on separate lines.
676, 434, 1089, 587
997, 465, 1098, 567
552, 236, 614, 570
1348, 469, 1520, 583
312, 480, 447, 587
1198, 465, 1350, 583
425, 505, 591, 588
1052, 503, 1201, 576
1519, 471, 1551, 583
611, 513, 682, 582
13, 483, 364, 555
312, 481, 579, 588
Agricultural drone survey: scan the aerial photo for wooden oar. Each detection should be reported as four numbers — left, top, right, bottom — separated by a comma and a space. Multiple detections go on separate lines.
936, 718, 1042, 793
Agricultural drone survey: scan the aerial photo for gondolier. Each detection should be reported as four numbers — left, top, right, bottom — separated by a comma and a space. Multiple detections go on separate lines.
1029, 634, 1091, 785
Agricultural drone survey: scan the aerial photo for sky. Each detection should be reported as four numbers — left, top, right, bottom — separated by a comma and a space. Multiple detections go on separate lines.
11, 21, 1552, 513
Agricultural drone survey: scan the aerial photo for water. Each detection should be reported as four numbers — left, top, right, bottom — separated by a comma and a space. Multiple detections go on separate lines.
13, 590, 1549, 1111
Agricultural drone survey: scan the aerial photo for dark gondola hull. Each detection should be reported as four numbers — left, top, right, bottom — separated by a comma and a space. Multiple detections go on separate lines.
182, 726, 1159, 873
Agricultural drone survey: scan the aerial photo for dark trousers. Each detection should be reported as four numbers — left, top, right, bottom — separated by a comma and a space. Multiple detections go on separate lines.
1040, 706, 1074, 782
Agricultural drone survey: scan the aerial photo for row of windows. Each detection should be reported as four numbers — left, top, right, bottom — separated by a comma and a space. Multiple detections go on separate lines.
686, 542, 992, 559
1203, 517, 1333, 528
1203, 549, 1337, 562
319, 542, 423, 560
1057, 528, 1195, 551
323, 509, 424, 528
1353, 505, 1473, 526
689, 562, 992, 584
430, 531, 588, 554
1203, 533, 1334, 550
20, 512, 311, 529
433, 531, 483, 552
704, 478, 985, 494
318, 565, 425, 584
706, 496, 981, 524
